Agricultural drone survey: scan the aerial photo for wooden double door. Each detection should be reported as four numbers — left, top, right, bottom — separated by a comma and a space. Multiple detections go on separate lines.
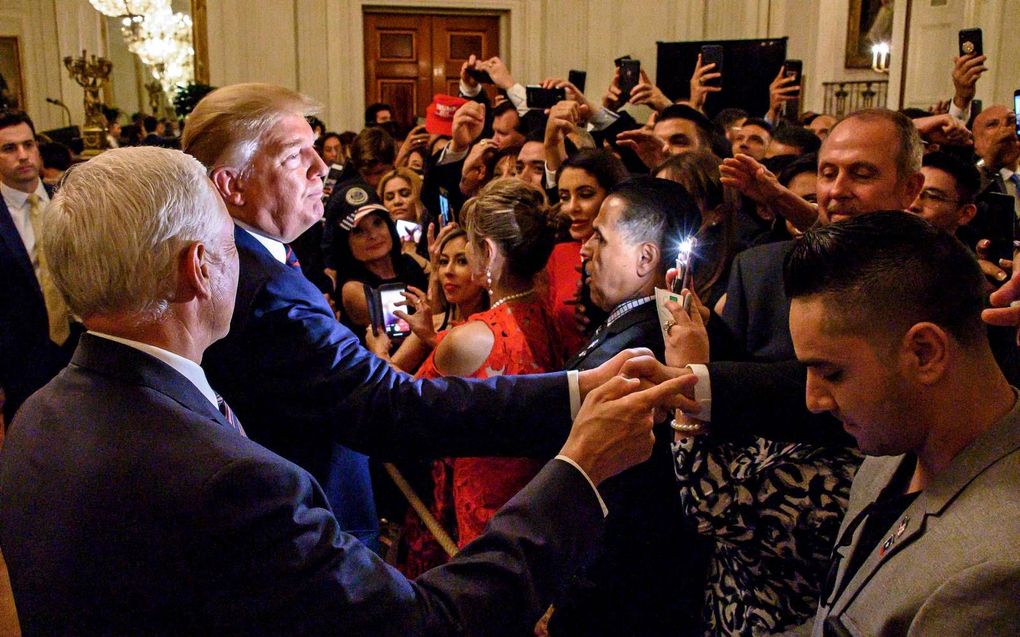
364, 12, 500, 129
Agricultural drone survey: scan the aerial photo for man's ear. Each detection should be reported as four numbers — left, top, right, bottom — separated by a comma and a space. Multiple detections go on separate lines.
901, 171, 926, 208
175, 241, 210, 303
957, 202, 978, 228
901, 322, 949, 385
210, 167, 245, 207
635, 241, 660, 278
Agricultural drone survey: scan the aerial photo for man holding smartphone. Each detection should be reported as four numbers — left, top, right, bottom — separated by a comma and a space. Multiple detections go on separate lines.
181, 83, 684, 553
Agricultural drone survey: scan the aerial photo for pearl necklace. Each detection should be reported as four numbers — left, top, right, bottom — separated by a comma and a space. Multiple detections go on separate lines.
490, 288, 536, 309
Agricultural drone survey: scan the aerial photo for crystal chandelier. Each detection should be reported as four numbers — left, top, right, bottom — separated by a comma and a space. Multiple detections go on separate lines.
88, 0, 167, 18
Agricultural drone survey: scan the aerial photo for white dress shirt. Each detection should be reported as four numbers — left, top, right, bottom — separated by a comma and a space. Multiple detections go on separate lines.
89, 331, 219, 408
1, 179, 50, 277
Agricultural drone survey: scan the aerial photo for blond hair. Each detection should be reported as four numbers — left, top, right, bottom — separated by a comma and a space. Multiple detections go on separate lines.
377, 167, 424, 220
182, 83, 321, 172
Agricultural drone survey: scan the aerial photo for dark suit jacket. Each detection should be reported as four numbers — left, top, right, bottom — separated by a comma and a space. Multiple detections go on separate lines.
0, 186, 79, 421
800, 397, 1020, 636
0, 334, 605, 636
708, 241, 849, 445
552, 302, 709, 637
202, 227, 572, 546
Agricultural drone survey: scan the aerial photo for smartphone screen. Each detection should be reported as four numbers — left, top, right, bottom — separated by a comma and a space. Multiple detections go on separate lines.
395, 219, 422, 243
1014, 90, 1020, 137
438, 188, 452, 226
379, 285, 411, 338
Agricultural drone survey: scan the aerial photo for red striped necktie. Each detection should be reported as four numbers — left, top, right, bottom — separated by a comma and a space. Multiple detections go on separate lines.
215, 394, 247, 437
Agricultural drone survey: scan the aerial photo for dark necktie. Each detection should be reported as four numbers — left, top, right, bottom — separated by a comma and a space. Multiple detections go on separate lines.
285, 244, 302, 271
215, 393, 247, 437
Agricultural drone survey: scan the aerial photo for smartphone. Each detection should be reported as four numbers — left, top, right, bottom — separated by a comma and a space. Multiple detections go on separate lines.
437, 188, 452, 226
322, 163, 344, 201
618, 59, 641, 100
1014, 90, 1020, 137
784, 59, 803, 120
982, 192, 1015, 266
395, 219, 422, 243
526, 85, 566, 109
467, 67, 493, 84
613, 55, 632, 68
959, 28, 983, 57
568, 69, 587, 94
378, 283, 412, 338
700, 45, 724, 87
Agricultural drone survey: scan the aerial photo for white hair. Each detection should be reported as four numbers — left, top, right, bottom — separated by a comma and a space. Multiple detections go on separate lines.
43, 146, 223, 321
181, 82, 321, 172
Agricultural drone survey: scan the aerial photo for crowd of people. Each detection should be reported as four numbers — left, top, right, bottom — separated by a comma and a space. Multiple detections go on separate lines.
0, 37, 1018, 637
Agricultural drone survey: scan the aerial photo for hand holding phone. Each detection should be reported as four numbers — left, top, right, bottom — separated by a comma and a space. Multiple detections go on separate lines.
699, 46, 724, 88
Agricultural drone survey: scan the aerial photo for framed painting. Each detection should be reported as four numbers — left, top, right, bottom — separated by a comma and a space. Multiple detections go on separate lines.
0, 36, 25, 110
845, 0, 894, 69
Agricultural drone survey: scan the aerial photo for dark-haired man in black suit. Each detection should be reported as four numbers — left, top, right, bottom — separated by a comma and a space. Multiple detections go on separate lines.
0, 110, 79, 423
551, 177, 709, 637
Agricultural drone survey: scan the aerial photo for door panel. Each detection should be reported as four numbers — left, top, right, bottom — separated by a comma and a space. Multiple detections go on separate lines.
364, 12, 500, 129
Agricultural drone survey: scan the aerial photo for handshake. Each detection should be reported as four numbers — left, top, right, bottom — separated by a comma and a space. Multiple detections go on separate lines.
563, 349, 698, 485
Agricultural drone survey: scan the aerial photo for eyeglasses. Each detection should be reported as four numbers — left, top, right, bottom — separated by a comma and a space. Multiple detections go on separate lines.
916, 189, 961, 206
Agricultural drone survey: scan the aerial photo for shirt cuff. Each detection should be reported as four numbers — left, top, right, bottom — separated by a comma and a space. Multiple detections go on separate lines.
554, 455, 609, 517
544, 165, 558, 190
459, 80, 482, 98
949, 100, 971, 122
567, 369, 581, 419
437, 145, 469, 166
588, 107, 620, 132
507, 83, 528, 116
686, 364, 712, 422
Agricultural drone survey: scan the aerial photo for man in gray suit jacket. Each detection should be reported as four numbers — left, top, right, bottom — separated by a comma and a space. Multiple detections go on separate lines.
783, 211, 1020, 636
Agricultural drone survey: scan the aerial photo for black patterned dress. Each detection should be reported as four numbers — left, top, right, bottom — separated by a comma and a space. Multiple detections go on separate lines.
672, 435, 862, 636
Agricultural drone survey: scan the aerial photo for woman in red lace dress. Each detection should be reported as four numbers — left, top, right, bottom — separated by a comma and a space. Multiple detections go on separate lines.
417, 178, 563, 546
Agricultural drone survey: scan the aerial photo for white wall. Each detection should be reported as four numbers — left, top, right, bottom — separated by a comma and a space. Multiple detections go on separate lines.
4, 0, 1019, 134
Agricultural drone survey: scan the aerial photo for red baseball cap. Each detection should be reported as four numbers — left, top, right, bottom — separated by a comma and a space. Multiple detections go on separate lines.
425, 95, 468, 137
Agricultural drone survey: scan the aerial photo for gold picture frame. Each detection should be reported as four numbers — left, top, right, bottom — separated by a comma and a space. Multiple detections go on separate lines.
0, 36, 25, 110
845, 0, 894, 69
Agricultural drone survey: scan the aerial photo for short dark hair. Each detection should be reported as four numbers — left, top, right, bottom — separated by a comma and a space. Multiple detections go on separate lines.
492, 100, 519, 122
740, 117, 773, 135
607, 176, 703, 275
39, 142, 73, 171
713, 108, 748, 130
784, 210, 985, 345
350, 127, 396, 171
0, 110, 36, 135
772, 123, 821, 155
142, 116, 158, 133
922, 151, 980, 204
558, 148, 629, 191
777, 152, 819, 186
365, 103, 393, 126
656, 104, 714, 149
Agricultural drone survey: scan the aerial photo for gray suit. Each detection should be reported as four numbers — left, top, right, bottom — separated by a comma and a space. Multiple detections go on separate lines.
805, 398, 1020, 636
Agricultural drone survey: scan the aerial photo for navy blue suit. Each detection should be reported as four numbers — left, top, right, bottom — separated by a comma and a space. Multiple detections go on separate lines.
0, 187, 79, 422
0, 334, 604, 636
202, 227, 573, 548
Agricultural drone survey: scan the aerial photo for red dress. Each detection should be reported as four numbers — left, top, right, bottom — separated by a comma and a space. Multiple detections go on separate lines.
413, 298, 562, 561
544, 241, 588, 359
